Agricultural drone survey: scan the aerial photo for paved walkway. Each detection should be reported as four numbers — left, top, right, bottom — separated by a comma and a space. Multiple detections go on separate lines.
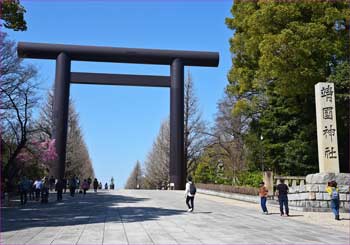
1, 190, 349, 244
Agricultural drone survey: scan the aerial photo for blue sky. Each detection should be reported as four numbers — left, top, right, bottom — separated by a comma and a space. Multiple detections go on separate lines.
6, 0, 234, 188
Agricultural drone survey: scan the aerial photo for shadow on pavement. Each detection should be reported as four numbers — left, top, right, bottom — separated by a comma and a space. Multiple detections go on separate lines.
1, 191, 185, 232
285, 214, 304, 217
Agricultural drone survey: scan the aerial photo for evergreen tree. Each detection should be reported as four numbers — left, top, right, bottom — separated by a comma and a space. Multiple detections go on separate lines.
0, 0, 27, 31
226, 2, 350, 174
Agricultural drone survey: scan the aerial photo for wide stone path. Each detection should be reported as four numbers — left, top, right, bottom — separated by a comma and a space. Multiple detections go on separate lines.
1, 190, 349, 244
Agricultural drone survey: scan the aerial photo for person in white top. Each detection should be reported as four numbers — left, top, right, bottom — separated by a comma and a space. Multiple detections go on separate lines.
33, 177, 43, 201
184, 176, 196, 212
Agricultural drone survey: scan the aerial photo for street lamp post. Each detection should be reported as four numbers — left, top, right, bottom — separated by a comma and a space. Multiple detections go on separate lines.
260, 135, 264, 172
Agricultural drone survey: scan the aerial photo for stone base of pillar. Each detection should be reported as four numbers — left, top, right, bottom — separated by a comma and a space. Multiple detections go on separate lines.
287, 173, 350, 212
306, 173, 350, 186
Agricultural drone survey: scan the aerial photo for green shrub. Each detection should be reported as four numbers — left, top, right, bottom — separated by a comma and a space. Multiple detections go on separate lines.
194, 162, 216, 184
196, 183, 259, 195
236, 171, 263, 188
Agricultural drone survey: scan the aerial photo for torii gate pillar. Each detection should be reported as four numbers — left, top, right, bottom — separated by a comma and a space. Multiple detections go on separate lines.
170, 58, 185, 189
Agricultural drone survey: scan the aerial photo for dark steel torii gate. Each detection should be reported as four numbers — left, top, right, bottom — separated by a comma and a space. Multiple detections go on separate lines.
17, 42, 219, 190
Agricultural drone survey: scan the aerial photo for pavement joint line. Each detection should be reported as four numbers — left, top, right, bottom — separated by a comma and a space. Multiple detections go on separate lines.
75, 220, 88, 245
1, 229, 18, 242
139, 217, 155, 244
116, 206, 129, 244
50, 225, 65, 245
101, 215, 106, 245
23, 226, 47, 244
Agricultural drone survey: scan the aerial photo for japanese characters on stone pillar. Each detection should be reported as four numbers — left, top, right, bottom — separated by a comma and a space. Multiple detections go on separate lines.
315, 83, 339, 173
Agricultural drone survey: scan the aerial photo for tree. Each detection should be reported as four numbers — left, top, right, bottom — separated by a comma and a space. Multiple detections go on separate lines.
210, 91, 247, 182
125, 161, 142, 189
143, 71, 206, 188
143, 119, 170, 189
0, 0, 27, 31
194, 146, 225, 184
226, 2, 350, 175
36, 91, 95, 180
184, 70, 207, 174
0, 32, 39, 191
327, 62, 350, 172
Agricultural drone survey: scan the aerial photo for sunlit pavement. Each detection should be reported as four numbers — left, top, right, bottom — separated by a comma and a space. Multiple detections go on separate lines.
1, 190, 349, 244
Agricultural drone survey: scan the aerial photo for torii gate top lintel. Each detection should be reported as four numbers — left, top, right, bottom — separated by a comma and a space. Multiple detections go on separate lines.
17, 42, 219, 67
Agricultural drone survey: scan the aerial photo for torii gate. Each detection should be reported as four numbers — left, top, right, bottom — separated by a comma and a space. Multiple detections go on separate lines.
17, 42, 219, 190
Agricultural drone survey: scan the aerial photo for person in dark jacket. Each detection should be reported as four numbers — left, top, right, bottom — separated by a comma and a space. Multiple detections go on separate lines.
276, 179, 289, 216
41, 177, 49, 203
19, 176, 30, 205
69, 176, 77, 197
49, 176, 55, 191
63, 179, 67, 193
93, 178, 99, 193
55, 178, 65, 201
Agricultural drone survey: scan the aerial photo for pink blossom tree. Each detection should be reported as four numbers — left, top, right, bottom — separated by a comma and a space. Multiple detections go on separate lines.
16, 138, 57, 167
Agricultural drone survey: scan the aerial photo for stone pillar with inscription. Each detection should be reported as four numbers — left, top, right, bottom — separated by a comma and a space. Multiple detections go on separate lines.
315, 83, 339, 173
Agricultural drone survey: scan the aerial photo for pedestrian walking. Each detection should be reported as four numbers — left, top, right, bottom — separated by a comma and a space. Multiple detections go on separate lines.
33, 177, 43, 201
93, 178, 98, 192
105, 183, 108, 190
82, 179, 89, 195
185, 176, 196, 212
28, 179, 34, 200
276, 179, 289, 216
63, 178, 67, 193
98, 182, 102, 189
87, 177, 92, 188
19, 176, 30, 205
55, 178, 64, 201
69, 176, 77, 197
41, 177, 49, 203
49, 176, 55, 191
75, 176, 80, 194
326, 180, 340, 220
259, 181, 269, 214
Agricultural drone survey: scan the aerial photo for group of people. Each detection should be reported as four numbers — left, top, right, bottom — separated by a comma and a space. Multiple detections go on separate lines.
18, 176, 51, 205
18, 176, 102, 204
184, 177, 345, 221
19, 174, 345, 220
258, 180, 290, 216
258, 179, 343, 220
